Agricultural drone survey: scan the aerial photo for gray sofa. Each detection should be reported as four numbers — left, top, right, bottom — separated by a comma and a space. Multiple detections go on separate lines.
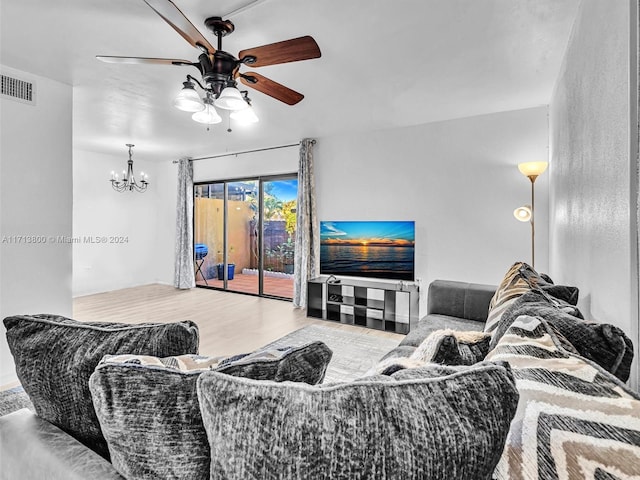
1, 276, 638, 479
0, 408, 123, 479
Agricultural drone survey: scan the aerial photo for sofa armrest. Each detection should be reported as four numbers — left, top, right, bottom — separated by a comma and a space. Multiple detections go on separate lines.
427, 280, 496, 323
0, 409, 123, 480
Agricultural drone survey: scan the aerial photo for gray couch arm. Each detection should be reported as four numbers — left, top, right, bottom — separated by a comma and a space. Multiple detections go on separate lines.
427, 280, 496, 323
0, 409, 123, 480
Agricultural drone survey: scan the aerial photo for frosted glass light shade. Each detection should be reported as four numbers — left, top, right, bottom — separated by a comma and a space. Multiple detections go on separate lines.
192, 104, 222, 124
214, 87, 248, 110
513, 205, 532, 222
518, 161, 548, 178
230, 105, 259, 124
174, 85, 205, 112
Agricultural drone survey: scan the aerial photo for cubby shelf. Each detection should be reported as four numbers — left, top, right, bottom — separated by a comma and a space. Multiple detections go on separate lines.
307, 277, 419, 334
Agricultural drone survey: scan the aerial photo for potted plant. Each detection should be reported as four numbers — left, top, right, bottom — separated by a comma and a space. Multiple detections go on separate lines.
216, 247, 235, 280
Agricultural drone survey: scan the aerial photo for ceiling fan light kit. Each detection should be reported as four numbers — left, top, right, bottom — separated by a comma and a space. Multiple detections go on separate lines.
97, 0, 321, 130
192, 95, 223, 125
173, 80, 205, 112
213, 86, 248, 111
230, 104, 259, 125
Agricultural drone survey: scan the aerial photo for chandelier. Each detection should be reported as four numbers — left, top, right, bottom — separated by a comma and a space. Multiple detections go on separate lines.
110, 144, 149, 193
174, 74, 259, 127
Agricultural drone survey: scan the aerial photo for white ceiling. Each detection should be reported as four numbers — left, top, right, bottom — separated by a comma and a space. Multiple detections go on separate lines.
1, 0, 582, 162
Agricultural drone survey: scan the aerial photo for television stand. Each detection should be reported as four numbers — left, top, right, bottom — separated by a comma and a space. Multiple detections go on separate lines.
306, 277, 419, 334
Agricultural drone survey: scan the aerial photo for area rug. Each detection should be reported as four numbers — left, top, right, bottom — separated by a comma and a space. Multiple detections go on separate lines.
261, 324, 400, 383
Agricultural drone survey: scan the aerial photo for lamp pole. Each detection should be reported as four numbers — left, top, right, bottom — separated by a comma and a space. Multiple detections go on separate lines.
528, 175, 537, 269
517, 161, 548, 270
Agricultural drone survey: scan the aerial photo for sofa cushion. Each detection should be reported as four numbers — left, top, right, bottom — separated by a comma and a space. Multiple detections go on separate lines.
486, 315, 640, 480
491, 291, 633, 381
0, 409, 124, 480
383, 314, 485, 361
399, 314, 485, 348
3, 314, 199, 458
89, 342, 332, 480
426, 280, 496, 322
196, 362, 519, 480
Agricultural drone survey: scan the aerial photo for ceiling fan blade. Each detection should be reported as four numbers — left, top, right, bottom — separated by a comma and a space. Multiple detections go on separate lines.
238, 36, 321, 68
96, 56, 194, 66
143, 0, 215, 53
240, 73, 304, 105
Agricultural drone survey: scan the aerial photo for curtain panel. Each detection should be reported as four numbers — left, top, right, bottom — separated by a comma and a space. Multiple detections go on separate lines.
293, 139, 319, 308
174, 157, 195, 289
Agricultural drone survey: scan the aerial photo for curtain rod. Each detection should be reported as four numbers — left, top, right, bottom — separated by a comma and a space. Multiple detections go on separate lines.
171, 140, 315, 163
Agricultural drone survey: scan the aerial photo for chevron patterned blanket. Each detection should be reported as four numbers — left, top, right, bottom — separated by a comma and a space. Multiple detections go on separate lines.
487, 315, 640, 480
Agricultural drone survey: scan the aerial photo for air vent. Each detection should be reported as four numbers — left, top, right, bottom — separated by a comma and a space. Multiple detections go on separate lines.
1, 74, 35, 105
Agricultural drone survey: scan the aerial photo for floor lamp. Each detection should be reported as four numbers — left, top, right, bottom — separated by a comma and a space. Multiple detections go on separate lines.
514, 161, 548, 268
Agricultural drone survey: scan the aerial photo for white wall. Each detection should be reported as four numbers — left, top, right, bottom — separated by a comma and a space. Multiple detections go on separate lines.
73, 149, 160, 296
0, 66, 72, 385
315, 106, 550, 314
549, 0, 639, 389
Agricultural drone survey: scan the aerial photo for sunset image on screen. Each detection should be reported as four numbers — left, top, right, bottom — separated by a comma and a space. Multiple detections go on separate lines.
320, 221, 415, 280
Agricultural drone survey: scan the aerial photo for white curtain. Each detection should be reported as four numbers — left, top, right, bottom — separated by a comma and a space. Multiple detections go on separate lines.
174, 157, 195, 289
293, 139, 319, 308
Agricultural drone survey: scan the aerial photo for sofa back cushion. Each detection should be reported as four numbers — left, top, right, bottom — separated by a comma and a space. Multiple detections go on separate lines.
427, 280, 496, 322
3, 314, 199, 458
89, 342, 332, 480
486, 315, 640, 479
196, 362, 519, 480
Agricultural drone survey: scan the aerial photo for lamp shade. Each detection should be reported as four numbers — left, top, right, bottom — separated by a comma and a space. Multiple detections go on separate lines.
230, 105, 259, 125
214, 87, 248, 111
517, 161, 548, 178
192, 103, 222, 125
174, 84, 205, 112
513, 205, 532, 222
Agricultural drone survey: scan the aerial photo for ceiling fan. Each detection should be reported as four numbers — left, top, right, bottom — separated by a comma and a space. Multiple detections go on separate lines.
97, 0, 321, 123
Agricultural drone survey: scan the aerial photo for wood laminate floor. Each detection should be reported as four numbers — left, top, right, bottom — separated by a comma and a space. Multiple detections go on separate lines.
72, 284, 404, 358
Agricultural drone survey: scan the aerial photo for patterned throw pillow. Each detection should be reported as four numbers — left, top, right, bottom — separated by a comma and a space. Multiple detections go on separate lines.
196, 362, 519, 480
486, 315, 640, 479
3, 314, 199, 458
370, 329, 491, 375
485, 262, 578, 337
89, 342, 332, 480
490, 291, 634, 381
412, 329, 491, 365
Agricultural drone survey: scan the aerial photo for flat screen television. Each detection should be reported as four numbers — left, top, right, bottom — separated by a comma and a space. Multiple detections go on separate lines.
320, 221, 415, 281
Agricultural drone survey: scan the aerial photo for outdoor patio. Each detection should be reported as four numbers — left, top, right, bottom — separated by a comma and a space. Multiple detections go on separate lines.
195, 272, 294, 299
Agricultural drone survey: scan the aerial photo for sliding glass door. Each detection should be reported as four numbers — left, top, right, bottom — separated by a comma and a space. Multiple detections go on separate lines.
194, 174, 297, 300
262, 178, 298, 298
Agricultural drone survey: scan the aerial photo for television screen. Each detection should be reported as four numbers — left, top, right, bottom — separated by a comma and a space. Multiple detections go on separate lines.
320, 221, 415, 281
